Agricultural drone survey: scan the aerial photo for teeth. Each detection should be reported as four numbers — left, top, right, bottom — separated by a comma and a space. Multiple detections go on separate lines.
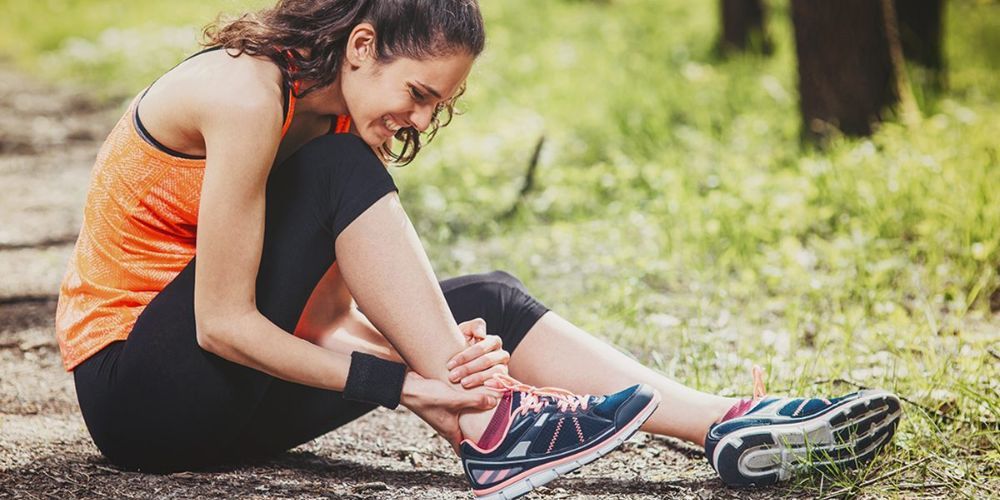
383, 115, 402, 132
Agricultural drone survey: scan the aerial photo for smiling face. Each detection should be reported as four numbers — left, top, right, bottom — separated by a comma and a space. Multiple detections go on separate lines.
338, 23, 475, 149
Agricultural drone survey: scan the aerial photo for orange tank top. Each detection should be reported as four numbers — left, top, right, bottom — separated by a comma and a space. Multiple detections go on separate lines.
55, 51, 351, 371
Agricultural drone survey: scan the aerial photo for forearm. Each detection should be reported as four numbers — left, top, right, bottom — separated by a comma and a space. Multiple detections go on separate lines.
200, 310, 354, 391
297, 306, 404, 364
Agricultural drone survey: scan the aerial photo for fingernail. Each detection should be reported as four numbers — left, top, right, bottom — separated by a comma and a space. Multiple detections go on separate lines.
446, 360, 456, 370
448, 369, 459, 379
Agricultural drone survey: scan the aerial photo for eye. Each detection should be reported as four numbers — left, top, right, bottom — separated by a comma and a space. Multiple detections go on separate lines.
409, 85, 426, 102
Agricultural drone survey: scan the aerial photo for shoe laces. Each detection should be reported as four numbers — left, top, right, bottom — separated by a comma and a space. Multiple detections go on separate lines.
488, 373, 591, 415
751, 365, 767, 401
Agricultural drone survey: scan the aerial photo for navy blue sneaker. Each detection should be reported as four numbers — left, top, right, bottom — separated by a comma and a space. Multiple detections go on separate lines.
705, 367, 902, 487
459, 374, 660, 499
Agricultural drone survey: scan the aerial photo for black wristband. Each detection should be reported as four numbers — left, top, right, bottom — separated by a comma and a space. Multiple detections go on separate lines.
343, 351, 407, 409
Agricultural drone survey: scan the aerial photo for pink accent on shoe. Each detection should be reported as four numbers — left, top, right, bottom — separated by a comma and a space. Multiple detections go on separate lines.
491, 468, 513, 483
477, 391, 513, 450
471, 391, 661, 497
478, 469, 498, 485
718, 398, 754, 423
491, 374, 591, 415
463, 374, 593, 454
792, 398, 810, 417
546, 417, 565, 453
751, 365, 767, 400
572, 416, 585, 443
717, 365, 770, 423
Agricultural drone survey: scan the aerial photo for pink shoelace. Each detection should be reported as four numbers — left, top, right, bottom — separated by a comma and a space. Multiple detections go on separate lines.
486, 373, 591, 415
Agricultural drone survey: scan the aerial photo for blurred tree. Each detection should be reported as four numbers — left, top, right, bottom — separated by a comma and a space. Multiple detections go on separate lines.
718, 0, 773, 55
791, 0, 918, 141
895, 0, 947, 88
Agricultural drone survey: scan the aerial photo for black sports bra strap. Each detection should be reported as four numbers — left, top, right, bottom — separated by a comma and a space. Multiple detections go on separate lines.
134, 46, 294, 160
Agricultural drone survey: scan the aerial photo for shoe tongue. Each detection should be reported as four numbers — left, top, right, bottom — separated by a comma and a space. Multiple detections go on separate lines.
476, 391, 513, 450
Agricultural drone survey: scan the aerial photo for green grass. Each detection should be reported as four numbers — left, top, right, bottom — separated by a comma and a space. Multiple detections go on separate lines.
2, 0, 998, 497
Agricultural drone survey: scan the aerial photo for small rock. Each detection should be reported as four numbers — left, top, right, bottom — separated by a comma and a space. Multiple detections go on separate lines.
353, 481, 388, 493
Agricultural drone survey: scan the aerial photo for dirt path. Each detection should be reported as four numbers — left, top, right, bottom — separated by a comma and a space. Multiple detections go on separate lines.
0, 66, 799, 499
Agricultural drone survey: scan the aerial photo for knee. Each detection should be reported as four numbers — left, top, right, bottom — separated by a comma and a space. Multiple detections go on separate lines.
271, 134, 397, 239
480, 270, 530, 296
457, 270, 533, 324
456, 270, 546, 353
292, 134, 382, 175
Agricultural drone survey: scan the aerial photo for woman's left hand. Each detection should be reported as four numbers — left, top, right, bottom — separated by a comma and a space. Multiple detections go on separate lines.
446, 318, 510, 388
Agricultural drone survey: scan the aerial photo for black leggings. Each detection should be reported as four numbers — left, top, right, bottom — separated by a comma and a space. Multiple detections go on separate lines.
73, 135, 549, 472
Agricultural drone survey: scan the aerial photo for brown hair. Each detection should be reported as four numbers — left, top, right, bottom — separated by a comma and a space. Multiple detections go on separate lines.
203, 0, 485, 165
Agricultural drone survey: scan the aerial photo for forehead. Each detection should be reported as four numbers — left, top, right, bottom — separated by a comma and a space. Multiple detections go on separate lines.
380, 52, 474, 100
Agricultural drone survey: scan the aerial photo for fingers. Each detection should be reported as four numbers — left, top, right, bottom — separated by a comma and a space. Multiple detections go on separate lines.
449, 349, 510, 385
449, 388, 499, 411
447, 334, 502, 371
456, 364, 508, 389
457, 317, 487, 345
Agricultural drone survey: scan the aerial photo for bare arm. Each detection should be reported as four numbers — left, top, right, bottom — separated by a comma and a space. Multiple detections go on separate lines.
191, 80, 356, 391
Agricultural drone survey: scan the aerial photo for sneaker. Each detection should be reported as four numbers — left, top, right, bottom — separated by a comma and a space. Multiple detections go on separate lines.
704, 366, 902, 487
459, 374, 660, 499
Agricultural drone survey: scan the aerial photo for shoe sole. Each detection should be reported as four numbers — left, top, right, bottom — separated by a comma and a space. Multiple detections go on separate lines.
711, 390, 902, 487
473, 390, 662, 500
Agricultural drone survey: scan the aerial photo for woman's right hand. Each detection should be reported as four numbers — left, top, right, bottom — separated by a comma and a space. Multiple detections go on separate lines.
446, 318, 510, 389
400, 371, 498, 453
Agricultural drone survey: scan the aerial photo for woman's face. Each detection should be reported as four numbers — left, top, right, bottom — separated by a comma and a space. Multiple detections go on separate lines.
339, 26, 475, 148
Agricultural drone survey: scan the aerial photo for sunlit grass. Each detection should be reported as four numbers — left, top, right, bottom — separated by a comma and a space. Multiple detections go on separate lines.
1, 0, 997, 496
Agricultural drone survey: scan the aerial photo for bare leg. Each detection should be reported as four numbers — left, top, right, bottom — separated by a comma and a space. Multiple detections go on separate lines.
509, 312, 736, 446
300, 263, 736, 447
334, 193, 493, 440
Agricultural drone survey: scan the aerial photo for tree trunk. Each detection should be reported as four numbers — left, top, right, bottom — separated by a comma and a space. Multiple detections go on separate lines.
894, 0, 945, 69
791, 0, 915, 140
894, 0, 946, 89
719, 0, 772, 55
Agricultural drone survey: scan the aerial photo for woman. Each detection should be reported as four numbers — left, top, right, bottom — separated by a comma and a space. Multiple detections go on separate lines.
55, 1, 902, 498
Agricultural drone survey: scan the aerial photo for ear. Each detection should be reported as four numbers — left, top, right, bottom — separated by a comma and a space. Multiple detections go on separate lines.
345, 22, 377, 70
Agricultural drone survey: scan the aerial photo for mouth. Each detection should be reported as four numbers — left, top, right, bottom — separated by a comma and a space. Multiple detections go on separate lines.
380, 115, 403, 138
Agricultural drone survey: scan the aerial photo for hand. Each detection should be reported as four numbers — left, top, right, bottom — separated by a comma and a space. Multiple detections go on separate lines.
446, 318, 510, 388
400, 371, 498, 453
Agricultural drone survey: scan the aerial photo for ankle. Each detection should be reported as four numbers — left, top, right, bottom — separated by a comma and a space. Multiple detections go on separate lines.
459, 408, 496, 443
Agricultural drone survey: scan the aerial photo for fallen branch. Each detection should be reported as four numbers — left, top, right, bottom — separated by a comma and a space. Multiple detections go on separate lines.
0, 235, 77, 251
987, 346, 1000, 362
499, 135, 545, 220
0, 294, 58, 306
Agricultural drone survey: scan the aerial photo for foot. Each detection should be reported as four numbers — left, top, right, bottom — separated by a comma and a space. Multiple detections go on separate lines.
460, 374, 660, 499
704, 366, 902, 487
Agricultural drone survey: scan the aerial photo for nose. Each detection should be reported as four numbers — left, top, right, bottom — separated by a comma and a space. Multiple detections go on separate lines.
409, 104, 434, 133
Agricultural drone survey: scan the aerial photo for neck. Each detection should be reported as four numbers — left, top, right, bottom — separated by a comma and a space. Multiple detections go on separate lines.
295, 79, 349, 118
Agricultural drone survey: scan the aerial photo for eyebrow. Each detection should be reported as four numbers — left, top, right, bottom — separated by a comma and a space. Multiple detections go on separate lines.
414, 81, 443, 100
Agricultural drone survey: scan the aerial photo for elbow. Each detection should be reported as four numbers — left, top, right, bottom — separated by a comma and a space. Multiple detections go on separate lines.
195, 318, 222, 353
194, 309, 232, 354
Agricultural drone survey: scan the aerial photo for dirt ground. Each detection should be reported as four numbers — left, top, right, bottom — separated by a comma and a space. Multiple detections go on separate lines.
0, 65, 819, 499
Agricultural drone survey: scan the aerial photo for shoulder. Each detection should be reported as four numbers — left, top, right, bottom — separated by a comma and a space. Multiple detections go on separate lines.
191, 50, 285, 130
144, 49, 285, 134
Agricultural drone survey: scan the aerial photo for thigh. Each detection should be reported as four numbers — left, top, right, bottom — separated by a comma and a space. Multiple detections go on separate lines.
223, 379, 377, 461
75, 259, 274, 471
